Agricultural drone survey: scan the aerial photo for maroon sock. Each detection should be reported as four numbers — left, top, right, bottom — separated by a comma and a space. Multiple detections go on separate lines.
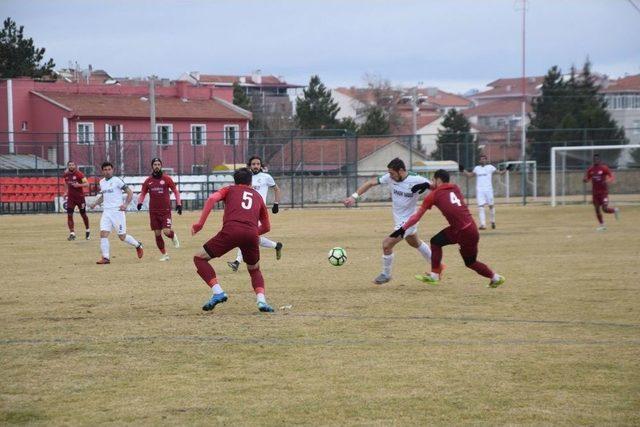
248, 268, 265, 295
602, 205, 615, 214
155, 234, 166, 254
431, 244, 443, 271
67, 214, 74, 232
468, 261, 494, 279
164, 230, 175, 239
80, 212, 90, 229
596, 211, 603, 224
193, 256, 216, 287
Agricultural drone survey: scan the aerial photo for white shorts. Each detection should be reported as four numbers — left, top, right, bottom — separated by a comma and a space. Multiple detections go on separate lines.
100, 210, 127, 234
395, 222, 418, 237
476, 190, 494, 206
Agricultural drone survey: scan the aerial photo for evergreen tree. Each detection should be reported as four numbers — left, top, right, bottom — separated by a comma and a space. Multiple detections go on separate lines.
338, 117, 359, 135
232, 81, 251, 111
0, 18, 55, 78
358, 106, 390, 135
295, 75, 340, 134
431, 109, 476, 164
528, 61, 626, 167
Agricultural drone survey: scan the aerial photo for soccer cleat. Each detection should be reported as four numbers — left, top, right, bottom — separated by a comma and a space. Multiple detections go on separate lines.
257, 301, 275, 313
227, 260, 240, 272
479, 225, 486, 230
491, 222, 496, 229
96, 257, 110, 265
172, 232, 180, 248
415, 274, 439, 285
373, 273, 391, 284
488, 275, 506, 288
614, 208, 620, 221
596, 225, 607, 232
85, 231, 91, 240
136, 243, 144, 259
68, 233, 76, 241
159, 254, 170, 262
202, 292, 228, 311
275, 242, 283, 260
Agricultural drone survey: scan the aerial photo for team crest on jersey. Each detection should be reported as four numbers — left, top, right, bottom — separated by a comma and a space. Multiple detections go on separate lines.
160, 180, 165, 185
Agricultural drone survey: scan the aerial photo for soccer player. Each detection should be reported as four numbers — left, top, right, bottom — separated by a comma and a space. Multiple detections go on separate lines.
583, 153, 620, 231
62, 161, 90, 240
192, 167, 275, 313
459, 155, 510, 230
89, 162, 144, 264
343, 157, 433, 284
136, 158, 182, 261
227, 156, 283, 272
390, 169, 504, 288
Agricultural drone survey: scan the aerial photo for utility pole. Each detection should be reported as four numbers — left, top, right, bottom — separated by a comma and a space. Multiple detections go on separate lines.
520, 0, 527, 205
149, 76, 157, 159
411, 86, 418, 150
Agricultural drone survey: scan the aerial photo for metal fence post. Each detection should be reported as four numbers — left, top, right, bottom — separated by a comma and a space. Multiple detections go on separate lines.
290, 134, 294, 209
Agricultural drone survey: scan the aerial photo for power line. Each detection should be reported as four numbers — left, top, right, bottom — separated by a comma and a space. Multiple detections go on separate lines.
628, 0, 640, 15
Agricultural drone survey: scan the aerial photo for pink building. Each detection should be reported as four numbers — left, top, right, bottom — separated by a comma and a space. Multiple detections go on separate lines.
0, 78, 251, 175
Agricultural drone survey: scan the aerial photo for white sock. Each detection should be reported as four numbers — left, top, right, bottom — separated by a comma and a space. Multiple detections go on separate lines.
100, 237, 109, 259
259, 236, 277, 249
382, 253, 394, 277
478, 206, 486, 227
430, 272, 440, 280
123, 234, 139, 247
416, 242, 432, 261
211, 284, 224, 295
235, 248, 243, 263
86, 229, 90, 232
70, 231, 76, 235
490, 207, 496, 223
256, 293, 266, 304
491, 273, 500, 282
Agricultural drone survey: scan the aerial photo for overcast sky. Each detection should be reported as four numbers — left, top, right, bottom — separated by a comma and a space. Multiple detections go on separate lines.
3, 0, 639, 93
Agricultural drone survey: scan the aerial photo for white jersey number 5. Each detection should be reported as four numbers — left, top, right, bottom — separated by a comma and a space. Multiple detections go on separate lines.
449, 191, 462, 207
241, 191, 254, 210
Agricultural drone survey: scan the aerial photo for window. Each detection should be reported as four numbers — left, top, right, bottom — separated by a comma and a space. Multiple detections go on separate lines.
106, 124, 122, 142
192, 164, 206, 174
21, 121, 28, 131
224, 124, 239, 146
77, 122, 94, 145
633, 120, 640, 135
156, 124, 173, 145
78, 165, 95, 176
191, 124, 206, 146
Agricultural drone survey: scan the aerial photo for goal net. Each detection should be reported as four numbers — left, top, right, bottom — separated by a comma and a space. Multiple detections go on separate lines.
551, 144, 640, 206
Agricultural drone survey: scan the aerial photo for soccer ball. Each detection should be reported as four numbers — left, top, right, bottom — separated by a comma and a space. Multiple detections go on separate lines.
328, 247, 347, 266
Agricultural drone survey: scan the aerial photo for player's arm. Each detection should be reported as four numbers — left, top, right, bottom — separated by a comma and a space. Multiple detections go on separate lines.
411, 176, 431, 194
604, 166, 615, 183
258, 201, 271, 235
191, 187, 229, 235
137, 180, 149, 210
89, 193, 103, 209
583, 169, 592, 183
458, 164, 474, 177
389, 192, 435, 238
271, 183, 281, 214
121, 185, 133, 211
343, 177, 378, 207
496, 165, 511, 176
168, 177, 182, 215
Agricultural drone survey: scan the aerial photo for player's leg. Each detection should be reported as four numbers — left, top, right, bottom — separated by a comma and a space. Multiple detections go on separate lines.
154, 229, 169, 261
488, 192, 496, 229
228, 248, 243, 272
162, 214, 179, 248
241, 236, 273, 312
198, 229, 238, 311
374, 235, 401, 284
114, 212, 143, 258
601, 195, 619, 219
458, 227, 504, 287
259, 235, 283, 260
97, 213, 111, 264
415, 227, 453, 284
593, 199, 606, 230
78, 199, 90, 239
66, 201, 76, 240
404, 228, 431, 262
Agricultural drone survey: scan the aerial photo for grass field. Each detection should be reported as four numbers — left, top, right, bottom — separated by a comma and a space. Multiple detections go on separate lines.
1, 203, 639, 425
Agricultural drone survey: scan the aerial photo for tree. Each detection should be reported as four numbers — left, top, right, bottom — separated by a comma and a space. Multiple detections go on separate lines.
0, 18, 55, 78
528, 61, 627, 167
357, 74, 403, 131
431, 109, 476, 163
295, 75, 340, 134
232, 81, 251, 111
358, 106, 390, 135
338, 117, 359, 135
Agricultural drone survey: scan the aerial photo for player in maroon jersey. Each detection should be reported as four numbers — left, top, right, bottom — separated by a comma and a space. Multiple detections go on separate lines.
62, 161, 91, 241
191, 167, 275, 313
137, 158, 182, 261
583, 154, 620, 231
390, 169, 505, 288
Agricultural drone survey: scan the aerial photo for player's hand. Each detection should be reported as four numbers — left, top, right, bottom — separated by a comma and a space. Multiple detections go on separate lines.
506, 164, 514, 171
389, 227, 406, 238
271, 203, 279, 214
458, 164, 465, 172
411, 182, 430, 194
191, 223, 203, 235
137, 203, 143, 211
119, 204, 127, 211
176, 205, 182, 215
582, 178, 588, 183
343, 197, 356, 207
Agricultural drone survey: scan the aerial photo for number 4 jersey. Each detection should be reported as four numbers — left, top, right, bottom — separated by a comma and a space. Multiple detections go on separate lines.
404, 183, 474, 232
211, 185, 270, 233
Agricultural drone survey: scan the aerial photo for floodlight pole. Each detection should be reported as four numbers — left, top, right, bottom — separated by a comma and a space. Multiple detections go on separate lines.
149, 76, 157, 159
520, 0, 527, 206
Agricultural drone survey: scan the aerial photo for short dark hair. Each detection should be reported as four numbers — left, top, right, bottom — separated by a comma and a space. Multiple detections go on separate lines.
480, 154, 488, 159
151, 157, 162, 166
101, 161, 113, 170
234, 167, 253, 185
434, 169, 450, 183
247, 155, 262, 167
593, 153, 600, 159
387, 157, 406, 172
67, 160, 75, 165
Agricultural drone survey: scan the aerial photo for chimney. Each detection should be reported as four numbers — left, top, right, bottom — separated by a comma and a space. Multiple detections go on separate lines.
252, 69, 262, 85
176, 80, 188, 99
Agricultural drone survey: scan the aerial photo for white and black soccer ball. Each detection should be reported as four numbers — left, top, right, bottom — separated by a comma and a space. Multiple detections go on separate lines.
328, 247, 347, 266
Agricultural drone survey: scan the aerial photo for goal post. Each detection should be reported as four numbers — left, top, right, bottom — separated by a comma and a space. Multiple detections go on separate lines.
550, 144, 640, 207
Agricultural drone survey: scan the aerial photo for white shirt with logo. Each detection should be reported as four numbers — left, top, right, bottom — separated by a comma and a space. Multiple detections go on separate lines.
252, 172, 276, 202
473, 165, 497, 192
378, 172, 430, 225
99, 177, 128, 210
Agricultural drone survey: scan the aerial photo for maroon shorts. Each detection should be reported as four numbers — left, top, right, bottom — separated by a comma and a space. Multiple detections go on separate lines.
66, 197, 86, 212
203, 225, 260, 265
592, 193, 609, 206
442, 224, 479, 260
149, 210, 172, 230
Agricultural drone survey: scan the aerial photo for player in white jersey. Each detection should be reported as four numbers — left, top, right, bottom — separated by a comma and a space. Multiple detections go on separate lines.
227, 156, 283, 271
460, 155, 510, 230
343, 157, 433, 284
89, 162, 144, 264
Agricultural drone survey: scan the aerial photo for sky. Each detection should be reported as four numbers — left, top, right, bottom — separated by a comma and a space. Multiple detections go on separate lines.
3, 0, 640, 94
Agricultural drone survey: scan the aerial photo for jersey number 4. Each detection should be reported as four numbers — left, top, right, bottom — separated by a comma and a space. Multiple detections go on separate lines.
449, 191, 462, 207
241, 191, 254, 210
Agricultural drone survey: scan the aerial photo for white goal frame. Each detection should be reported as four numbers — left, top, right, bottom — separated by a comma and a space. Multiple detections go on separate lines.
550, 144, 640, 207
